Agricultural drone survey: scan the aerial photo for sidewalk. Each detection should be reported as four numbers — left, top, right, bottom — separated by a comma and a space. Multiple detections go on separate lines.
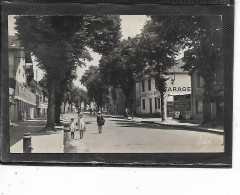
103, 114, 224, 135
10, 117, 64, 153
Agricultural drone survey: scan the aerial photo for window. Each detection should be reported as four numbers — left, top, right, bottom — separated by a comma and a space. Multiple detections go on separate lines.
154, 97, 157, 109
142, 81, 145, 92
196, 100, 203, 113
158, 98, 160, 109
148, 79, 151, 91
149, 98, 152, 113
197, 74, 204, 88
142, 99, 145, 110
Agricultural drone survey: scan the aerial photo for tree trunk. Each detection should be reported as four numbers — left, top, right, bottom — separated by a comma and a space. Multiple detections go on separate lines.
216, 100, 224, 124
55, 99, 62, 125
107, 104, 109, 115
114, 100, 116, 116
131, 103, 134, 119
160, 91, 166, 122
203, 94, 212, 124
202, 78, 214, 124
125, 98, 129, 109
45, 81, 56, 131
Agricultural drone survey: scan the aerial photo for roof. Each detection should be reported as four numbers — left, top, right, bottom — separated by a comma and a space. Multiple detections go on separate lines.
8, 35, 22, 49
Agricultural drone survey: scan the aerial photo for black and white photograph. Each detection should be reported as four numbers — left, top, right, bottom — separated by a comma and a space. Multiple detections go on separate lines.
1, 1, 238, 195
8, 14, 225, 154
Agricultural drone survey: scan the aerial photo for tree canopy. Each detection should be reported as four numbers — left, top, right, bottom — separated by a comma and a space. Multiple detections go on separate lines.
15, 15, 122, 129
149, 15, 223, 122
99, 36, 146, 108
81, 66, 109, 111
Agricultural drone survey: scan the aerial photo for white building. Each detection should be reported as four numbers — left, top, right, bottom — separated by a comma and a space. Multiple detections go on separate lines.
135, 60, 191, 118
9, 36, 37, 121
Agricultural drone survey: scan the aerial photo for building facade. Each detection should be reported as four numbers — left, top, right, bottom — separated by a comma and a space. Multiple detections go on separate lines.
29, 79, 48, 117
135, 60, 191, 118
190, 68, 224, 123
9, 36, 37, 122
107, 87, 126, 116
189, 71, 205, 121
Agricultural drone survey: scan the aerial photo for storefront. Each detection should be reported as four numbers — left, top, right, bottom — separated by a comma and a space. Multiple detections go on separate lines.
135, 73, 191, 118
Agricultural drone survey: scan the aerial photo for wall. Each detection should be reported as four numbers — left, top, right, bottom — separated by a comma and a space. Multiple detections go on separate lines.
9, 36, 37, 121
136, 73, 191, 117
191, 71, 204, 121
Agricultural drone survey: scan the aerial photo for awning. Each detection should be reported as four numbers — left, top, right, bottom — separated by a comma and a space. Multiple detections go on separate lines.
14, 82, 36, 106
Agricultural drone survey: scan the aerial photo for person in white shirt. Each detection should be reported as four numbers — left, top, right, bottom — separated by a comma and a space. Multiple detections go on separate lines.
69, 117, 75, 139
78, 113, 86, 139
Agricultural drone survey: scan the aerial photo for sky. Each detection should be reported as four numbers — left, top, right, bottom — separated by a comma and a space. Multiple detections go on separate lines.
8, 15, 148, 89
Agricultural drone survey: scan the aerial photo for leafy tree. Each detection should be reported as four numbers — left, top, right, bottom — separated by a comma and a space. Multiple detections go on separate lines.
15, 16, 89, 130
149, 16, 223, 123
62, 81, 76, 114
99, 37, 146, 115
110, 87, 117, 116
137, 19, 178, 121
15, 15, 121, 130
54, 69, 78, 125
182, 17, 223, 123
84, 15, 122, 55
81, 66, 109, 111
70, 87, 88, 113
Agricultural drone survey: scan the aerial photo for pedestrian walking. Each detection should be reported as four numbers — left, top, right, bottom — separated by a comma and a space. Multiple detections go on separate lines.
78, 113, 86, 139
97, 111, 105, 133
69, 117, 76, 139
124, 108, 128, 119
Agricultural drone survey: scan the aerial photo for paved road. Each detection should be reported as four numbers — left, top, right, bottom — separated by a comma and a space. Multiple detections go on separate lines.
63, 113, 224, 153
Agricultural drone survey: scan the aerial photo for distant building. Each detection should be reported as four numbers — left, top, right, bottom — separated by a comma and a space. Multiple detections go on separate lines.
9, 35, 37, 122
189, 67, 224, 122
135, 60, 191, 118
107, 87, 126, 115
29, 79, 48, 117
189, 71, 205, 121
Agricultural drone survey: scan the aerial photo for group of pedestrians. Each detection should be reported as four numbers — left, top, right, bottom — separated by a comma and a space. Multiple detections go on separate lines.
69, 111, 105, 139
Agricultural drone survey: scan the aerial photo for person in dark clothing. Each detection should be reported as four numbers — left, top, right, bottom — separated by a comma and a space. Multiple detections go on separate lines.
97, 111, 105, 133
124, 108, 128, 119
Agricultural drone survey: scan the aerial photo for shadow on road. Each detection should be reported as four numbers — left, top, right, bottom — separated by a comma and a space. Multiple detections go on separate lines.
10, 117, 63, 146
111, 119, 192, 131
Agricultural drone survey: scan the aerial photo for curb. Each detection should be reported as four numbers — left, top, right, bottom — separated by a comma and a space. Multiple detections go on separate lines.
140, 121, 224, 135
106, 115, 224, 135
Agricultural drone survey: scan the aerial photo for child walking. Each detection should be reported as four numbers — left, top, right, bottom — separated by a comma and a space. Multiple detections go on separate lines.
78, 113, 86, 139
69, 117, 75, 139
97, 111, 105, 133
